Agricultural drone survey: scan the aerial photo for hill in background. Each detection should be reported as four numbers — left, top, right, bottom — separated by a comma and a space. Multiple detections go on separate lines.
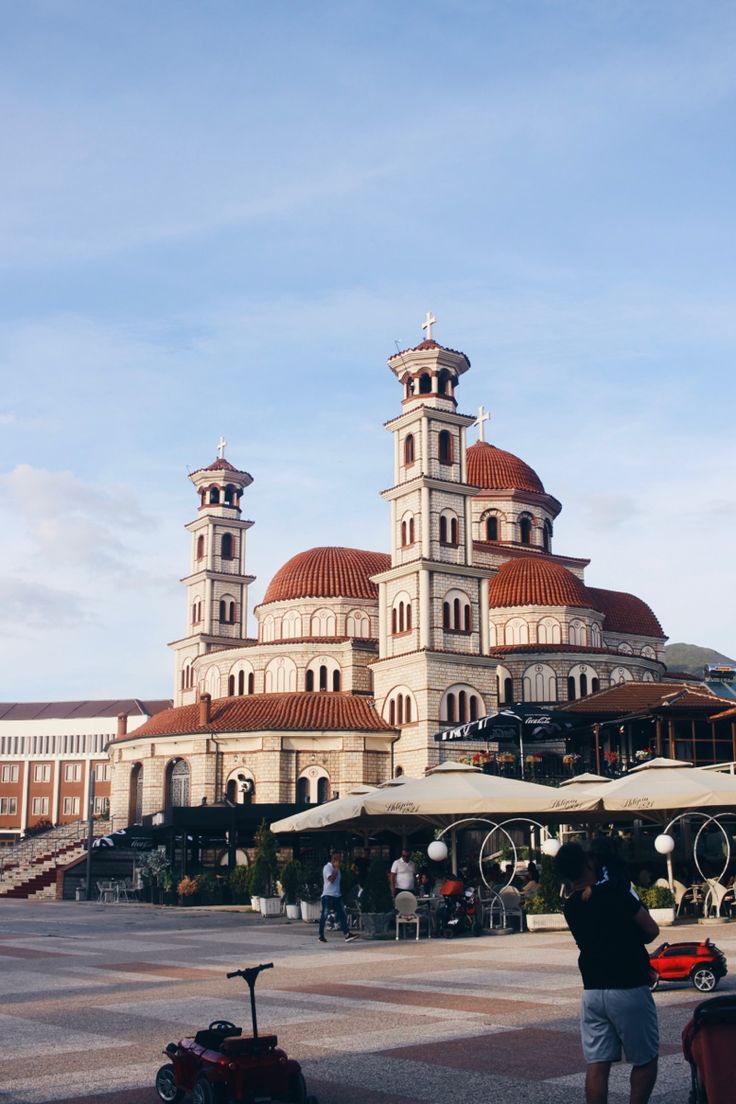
664, 642, 735, 676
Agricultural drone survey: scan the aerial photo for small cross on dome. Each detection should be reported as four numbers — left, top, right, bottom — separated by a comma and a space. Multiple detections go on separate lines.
217, 435, 227, 459
421, 311, 437, 341
474, 404, 491, 442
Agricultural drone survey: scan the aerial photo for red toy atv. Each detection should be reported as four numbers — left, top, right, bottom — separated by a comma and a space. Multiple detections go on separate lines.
155, 962, 318, 1104
649, 939, 728, 993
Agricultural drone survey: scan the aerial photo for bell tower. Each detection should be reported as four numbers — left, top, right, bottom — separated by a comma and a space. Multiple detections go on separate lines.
371, 317, 497, 775
170, 438, 256, 705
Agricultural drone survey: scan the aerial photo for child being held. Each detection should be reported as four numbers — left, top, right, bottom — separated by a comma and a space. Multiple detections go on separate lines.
581, 837, 639, 902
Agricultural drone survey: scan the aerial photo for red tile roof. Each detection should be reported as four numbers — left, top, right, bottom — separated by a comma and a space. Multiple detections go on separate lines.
467, 440, 545, 494
564, 682, 724, 716
113, 692, 393, 742
490, 557, 590, 609
262, 547, 390, 605
586, 587, 664, 638
388, 340, 470, 365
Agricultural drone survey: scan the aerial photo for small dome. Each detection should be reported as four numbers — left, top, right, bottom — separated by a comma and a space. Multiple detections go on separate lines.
586, 587, 664, 638
490, 557, 590, 609
204, 457, 240, 472
467, 441, 545, 494
262, 546, 391, 605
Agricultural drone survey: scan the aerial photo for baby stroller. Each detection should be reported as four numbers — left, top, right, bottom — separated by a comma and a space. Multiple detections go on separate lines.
682, 993, 736, 1104
436, 875, 482, 938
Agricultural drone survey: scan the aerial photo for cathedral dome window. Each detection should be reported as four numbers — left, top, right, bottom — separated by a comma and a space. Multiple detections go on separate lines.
486, 515, 499, 541
418, 373, 432, 395
496, 666, 514, 705
305, 656, 341, 692
209, 487, 220, 505
346, 609, 370, 637
567, 663, 600, 701
223, 484, 237, 506
438, 430, 453, 465
543, 519, 553, 552
404, 434, 415, 466
519, 514, 533, 545
522, 663, 557, 703
296, 767, 331, 805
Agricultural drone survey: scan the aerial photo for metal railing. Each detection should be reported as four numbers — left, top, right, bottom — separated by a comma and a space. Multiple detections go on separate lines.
0, 818, 89, 881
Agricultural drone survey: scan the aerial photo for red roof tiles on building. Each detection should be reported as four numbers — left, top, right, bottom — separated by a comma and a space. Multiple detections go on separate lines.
113, 692, 392, 741
564, 681, 724, 716
586, 587, 664, 639
262, 547, 390, 605
388, 340, 470, 365
466, 440, 545, 494
489, 557, 591, 610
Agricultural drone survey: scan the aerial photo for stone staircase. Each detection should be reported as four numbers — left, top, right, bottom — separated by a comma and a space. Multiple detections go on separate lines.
0, 821, 91, 899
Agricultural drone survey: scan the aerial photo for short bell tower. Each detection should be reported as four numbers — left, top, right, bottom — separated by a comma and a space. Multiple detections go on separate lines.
170, 439, 256, 705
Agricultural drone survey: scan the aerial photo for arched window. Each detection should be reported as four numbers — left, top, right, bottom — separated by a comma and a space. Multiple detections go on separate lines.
591, 677, 600, 693
332, 669, 341, 691
219, 600, 226, 622
443, 602, 450, 629
418, 373, 431, 394
409, 517, 415, 543
401, 520, 407, 546
209, 487, 220, 505
440, 511, 458, 545
248, 672, 254, 694
543, 520, 552, 552
196, 535, 205, 560
580, 673, 588, 697
228, 674, 235, 695
439, 516, 447, 543
446, 693, 456, 722
319, 665, 328, 691
167, 759, 190, 809
450, 517, 458, 544
389, 699, 396, 724
395, 765, 404, 777
406, 603, 412, 631
129, 763, 143, 824
221, 533, 233, 560
404, 695, 411, 722
317, 777, 330, 803
486, 516, 498, 541
238, 670, 245, 695
458, 690, 467, 723
392, 608, 397, 634
567, 676, 576, 701
397, 696, 403, 724
504, 677, 513, 703
404, 434, 415, 464
469, 696, 478, 721
296, 777, 309, 804
229, 602, 236, 624
519, 515, 532, 545
306, 669, 314, 691
224, 484, 235, 505
438, 430, 453, 465
226, 770, 254, 805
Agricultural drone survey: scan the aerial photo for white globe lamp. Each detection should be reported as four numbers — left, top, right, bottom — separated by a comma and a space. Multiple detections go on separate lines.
654, 833, 675, 855
541, 837, 561, 858
427, 840, 448, 862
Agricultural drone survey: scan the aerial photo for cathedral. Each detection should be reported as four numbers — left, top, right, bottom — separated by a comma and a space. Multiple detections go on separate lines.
110, 321, 666, 825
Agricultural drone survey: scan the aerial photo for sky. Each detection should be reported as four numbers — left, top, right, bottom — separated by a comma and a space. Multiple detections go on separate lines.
1, 0, 735, 700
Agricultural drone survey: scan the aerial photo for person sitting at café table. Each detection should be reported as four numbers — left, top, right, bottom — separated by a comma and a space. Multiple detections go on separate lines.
416, 871, 433, 897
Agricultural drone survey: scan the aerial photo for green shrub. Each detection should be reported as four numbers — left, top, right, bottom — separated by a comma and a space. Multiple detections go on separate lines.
524, 855, 563, 915
637, 884, 675, 909
250, 820, 279, 896
360, 859, 393, 913
228, 865, 251, 897
280, 860, 303, 905
300, 863, 323, 902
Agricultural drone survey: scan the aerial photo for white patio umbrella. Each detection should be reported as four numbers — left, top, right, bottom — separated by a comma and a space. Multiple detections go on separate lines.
270, 779, 413, 834
559, 772, 611, 787
566, 758, 736, 818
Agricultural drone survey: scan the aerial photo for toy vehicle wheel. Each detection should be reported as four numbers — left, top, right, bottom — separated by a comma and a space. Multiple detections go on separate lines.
208, 1020, 237, 1033
691, 966, 718, 992
649, 972, 660, 992
192, 1075, 226, 1104
288, 1072, 308, 1104
155, 1063, 184, 1103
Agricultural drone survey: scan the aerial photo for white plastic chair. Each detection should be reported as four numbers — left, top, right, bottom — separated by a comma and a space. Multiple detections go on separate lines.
704, 879, 733, 919
394, 891, 421, 940
499, 886, 524, 930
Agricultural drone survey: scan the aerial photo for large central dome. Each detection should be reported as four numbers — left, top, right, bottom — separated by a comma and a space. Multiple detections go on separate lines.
489, 557, 590, 609
262, 546, 391, 604
467, 440, 545, 494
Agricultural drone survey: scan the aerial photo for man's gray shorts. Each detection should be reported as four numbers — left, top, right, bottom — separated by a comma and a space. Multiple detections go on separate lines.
581, 986, 659, 1066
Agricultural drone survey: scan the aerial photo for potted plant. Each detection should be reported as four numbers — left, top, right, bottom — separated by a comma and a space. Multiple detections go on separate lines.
228, 864, 251, 905
359, 858, 394, 937
197, 871, 219, 905
524, 856, 567, 931
637, 883, 676, 927
562, 752, 581, 773
280, 859, 303, 920
299, 863, 323, 922
177, 874, 200, 906
251, 820, 281, 917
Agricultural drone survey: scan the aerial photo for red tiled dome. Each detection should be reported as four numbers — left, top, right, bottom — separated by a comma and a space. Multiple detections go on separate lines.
467, 441, 545, 494
262, 547, 391, 605
586, 587, 664, 638
489, 557, 590, 609
204, 457, 239, 472
114, 693, 392, 741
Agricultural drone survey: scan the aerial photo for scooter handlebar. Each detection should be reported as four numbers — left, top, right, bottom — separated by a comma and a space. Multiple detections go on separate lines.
226, 962, 273, 979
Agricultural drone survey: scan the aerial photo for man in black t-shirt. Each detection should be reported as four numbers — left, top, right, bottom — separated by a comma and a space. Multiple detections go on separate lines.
554, 842, 660, 1104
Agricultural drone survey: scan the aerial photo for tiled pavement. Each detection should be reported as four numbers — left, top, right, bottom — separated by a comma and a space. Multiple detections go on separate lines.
0, 901, 733, 1103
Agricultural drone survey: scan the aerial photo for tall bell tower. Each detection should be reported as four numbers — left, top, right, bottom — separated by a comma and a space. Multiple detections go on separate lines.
371, 316, 497, 775
170, 438, 255, 705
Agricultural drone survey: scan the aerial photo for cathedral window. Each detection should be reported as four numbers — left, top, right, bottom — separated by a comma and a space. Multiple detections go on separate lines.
219, 600, 226, 622
404, 695, 411, 722
464, 604, 471, 632
238, 670, 245, 695
317, 776, 330, 803
486, 516, 498, 541
306, 669, 314, 692
543, 519, 552, 552
389, 699, 395, 724
296, 777, 309, 804
209, 487, 220, 505
248, 672, 254, 693
401, 520, 407, 546
458, 690, 467, 723
418, 373, 432, 394
438, 430, 453, 465
439, 516, 447, 543
591, 677, 600, 693
519, 515, 532, 545
409, 516, 415, 543
406, 603, 412, 631
228, 675, 235, 695
451, 517, 458, 544
196, 535, 205, 560
392, 608, 398, 634
443, 602, 450, 629
221, 533, 233, 560
332, 669, 341, 691
504, 676, 513, 703
446, 693, 456, 723
580, 673, 588, 697
224, 484, 235, 505
229, 602, 236, 624
397, 696, 403, 724
567, 676, 576, 701
470, 695, 478, 721
440, 510, 459, 546
404, 434, 415, 465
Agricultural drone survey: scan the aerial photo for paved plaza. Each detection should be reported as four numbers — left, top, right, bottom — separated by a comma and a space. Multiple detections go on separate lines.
0, 901, 733, 1104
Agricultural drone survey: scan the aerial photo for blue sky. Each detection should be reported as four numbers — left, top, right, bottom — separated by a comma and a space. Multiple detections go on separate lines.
1, 1, 735, 698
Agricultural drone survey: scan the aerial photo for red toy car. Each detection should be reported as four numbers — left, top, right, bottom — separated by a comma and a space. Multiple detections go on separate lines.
155, 962, 317, 1104
649, 940, 728, 993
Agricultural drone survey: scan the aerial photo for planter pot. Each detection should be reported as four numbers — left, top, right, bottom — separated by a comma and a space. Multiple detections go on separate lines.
285, 903, 301, 920
650, 907, 675, 927
525, 912, 567, 932
250, 896, 261, 912
260, 896, 282, 918
300, 899, 321, 923
360, 912, 394, 938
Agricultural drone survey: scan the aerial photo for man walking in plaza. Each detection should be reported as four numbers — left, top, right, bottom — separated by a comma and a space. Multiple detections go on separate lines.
319, 852, 358, 943
554, 842, 660, 1104
389, 846, 416, 896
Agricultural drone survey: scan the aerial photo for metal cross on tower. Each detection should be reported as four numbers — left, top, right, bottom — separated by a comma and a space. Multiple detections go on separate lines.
422, 311, 437, 341
474, 404, 491, 442
217, 435, 227, 459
